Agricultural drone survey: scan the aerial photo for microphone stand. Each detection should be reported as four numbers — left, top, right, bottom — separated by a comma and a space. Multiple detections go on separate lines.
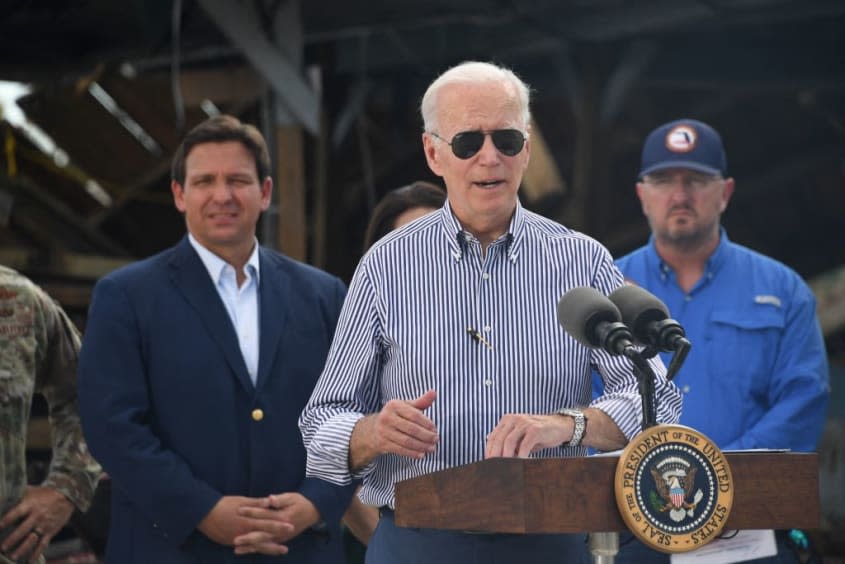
625, 337, 692, 430
623, 346, 658, 430
589, 347, 661, 564
591, 342, 690, 564
590, 347, 660, 564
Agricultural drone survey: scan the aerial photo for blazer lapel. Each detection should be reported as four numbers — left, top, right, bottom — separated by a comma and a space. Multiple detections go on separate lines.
168, 237, 255, 395
255, 248, 289, 389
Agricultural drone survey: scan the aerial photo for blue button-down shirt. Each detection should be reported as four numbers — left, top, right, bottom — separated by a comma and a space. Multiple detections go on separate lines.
300, 201, 682, 508
615, 229, 829, 451
189, 234, 260, 385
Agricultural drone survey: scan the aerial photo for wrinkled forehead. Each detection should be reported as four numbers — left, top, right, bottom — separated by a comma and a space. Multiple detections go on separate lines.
435, 80, 524, 134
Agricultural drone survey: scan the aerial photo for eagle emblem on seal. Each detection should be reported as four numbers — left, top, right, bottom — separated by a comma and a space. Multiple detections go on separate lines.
650, 456, 704, 522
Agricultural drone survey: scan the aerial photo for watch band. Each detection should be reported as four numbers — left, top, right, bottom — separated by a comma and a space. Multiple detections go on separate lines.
557, 408, 586, 447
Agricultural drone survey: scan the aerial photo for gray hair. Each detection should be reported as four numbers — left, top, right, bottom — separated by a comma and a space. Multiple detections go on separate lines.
420, 61, 531, 133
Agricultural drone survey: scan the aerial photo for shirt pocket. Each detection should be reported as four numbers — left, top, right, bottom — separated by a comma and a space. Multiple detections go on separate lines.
706, 306, 785, 396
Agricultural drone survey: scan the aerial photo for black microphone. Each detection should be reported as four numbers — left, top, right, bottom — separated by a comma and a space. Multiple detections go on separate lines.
556, 287, 635, 357
608, 285, 690, 352
559, 286, 663, 428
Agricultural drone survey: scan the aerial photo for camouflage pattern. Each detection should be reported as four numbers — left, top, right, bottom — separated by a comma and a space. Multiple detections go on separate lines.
0, 266, 100, 520
0, 550, 43, 564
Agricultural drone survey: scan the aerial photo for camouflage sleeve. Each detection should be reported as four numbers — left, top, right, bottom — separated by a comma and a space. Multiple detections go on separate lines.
33, 288, 101, 512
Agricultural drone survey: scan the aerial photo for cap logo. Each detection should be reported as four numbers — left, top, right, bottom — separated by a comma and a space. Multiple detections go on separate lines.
665, 125, 697, 153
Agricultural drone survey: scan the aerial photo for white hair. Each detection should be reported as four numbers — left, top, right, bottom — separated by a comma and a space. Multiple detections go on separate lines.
420, 61, 531, 133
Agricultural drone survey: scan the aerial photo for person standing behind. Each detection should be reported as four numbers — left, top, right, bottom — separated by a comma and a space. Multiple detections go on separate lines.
607, 118, 830, 563
297, 61, 682, 564
340, 180, 448, 563
362, 180, 447, 251
0, 266, 100, 564
78, 115, 355, 563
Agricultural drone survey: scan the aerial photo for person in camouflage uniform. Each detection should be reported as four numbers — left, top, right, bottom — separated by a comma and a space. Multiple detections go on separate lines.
0, 265, 100, 564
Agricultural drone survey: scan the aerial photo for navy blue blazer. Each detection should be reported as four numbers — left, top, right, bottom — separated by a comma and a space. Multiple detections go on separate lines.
78, 237, 354, 564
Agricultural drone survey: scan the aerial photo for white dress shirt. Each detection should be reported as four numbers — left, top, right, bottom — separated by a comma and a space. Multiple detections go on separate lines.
189, 234, 260, 385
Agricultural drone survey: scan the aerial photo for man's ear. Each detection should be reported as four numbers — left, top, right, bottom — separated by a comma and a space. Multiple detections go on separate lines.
261, 177, 273, 211
635, 182, 648, 215
720, 178, 735, 213
171, 180, 186, 212
423, 133, 444, 177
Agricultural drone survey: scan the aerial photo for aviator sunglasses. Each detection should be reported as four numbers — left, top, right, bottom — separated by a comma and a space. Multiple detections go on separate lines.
429, 129, 527, 159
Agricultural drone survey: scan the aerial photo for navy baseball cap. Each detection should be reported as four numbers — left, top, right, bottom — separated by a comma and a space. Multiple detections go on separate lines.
638, 119, 727, 179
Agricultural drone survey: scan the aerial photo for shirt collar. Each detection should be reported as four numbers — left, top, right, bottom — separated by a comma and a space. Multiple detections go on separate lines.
188, 233, 261, 285
438, 199, 523, 263
706, 227, 730, 274
646, 226, 731, 279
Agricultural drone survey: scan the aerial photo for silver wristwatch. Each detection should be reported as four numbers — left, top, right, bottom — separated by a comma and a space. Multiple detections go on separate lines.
557, 408, 587, 447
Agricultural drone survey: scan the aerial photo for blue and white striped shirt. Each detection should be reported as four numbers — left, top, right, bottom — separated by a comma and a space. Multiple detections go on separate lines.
299, 201, 682, 508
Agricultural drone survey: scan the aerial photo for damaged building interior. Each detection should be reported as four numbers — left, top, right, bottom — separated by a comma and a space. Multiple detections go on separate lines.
1, 0, 843, 561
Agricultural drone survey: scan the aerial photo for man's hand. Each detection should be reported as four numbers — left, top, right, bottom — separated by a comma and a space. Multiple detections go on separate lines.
0, 485, 74, 562
349, 390, 438, 470
485, 413, 570, 458
232, 493, 319, 556
197, 496, 293, 546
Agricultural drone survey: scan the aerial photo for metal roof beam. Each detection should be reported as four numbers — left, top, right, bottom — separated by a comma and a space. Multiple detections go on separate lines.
197, 0, 318, 134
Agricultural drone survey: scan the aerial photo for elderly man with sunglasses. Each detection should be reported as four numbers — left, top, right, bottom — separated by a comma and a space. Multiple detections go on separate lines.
298, 61, 682, 564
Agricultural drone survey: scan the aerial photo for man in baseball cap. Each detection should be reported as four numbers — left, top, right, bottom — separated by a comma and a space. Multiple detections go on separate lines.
591, 118, 829, 563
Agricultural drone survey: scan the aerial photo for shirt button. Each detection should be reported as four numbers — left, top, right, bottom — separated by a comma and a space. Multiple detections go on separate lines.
484, 379, 493, 387
483, 325, 491, 332
682, 385, 691, 394
685, 295, 692, 302
252, 409, 264, 421
482, 272, 490, 280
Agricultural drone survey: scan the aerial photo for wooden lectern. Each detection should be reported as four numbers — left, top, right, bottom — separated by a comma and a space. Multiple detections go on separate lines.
395, 453, 818, 559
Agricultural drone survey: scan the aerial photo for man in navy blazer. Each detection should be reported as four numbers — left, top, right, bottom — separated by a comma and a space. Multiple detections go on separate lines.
78, 115, 355, 563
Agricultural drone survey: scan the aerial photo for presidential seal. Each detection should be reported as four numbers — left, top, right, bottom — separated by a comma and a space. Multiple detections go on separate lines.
615, 424, 734, 553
